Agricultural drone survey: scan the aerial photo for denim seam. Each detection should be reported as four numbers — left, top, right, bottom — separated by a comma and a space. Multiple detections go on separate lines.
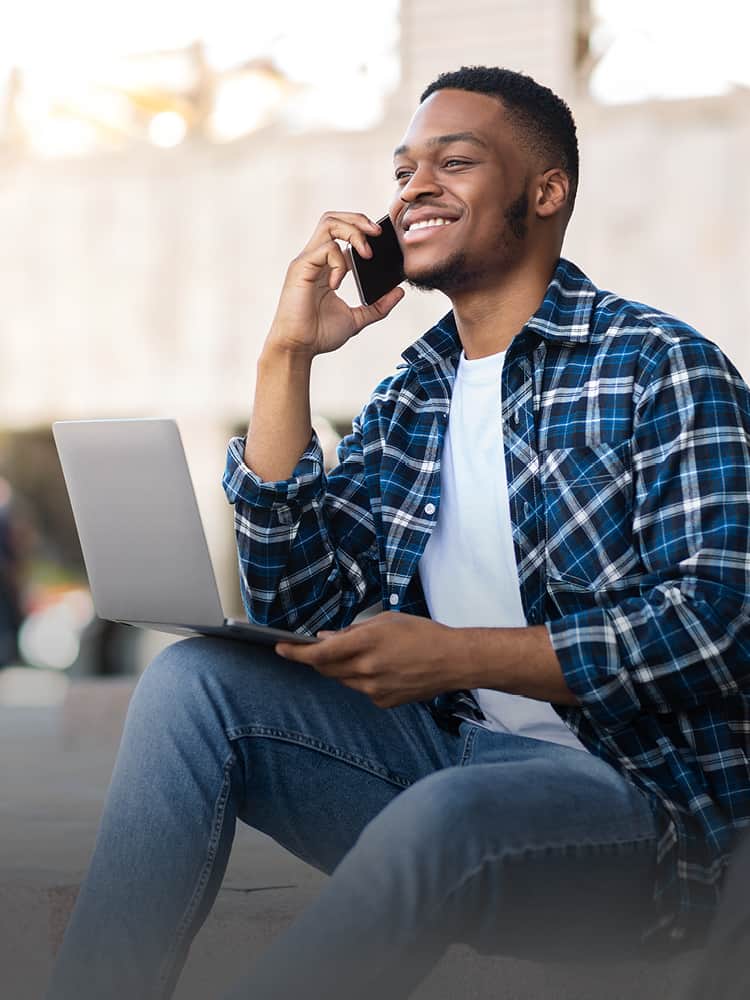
157, 749, 236, 995
226, 724, 412, 789
458, 724, 478, 767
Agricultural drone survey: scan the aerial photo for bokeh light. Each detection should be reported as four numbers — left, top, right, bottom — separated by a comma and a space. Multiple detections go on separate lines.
0, 0, 401, 156
592, 0, 750, 103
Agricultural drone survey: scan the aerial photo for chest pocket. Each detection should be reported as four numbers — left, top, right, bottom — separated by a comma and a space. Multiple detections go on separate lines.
540, 440, 639, 592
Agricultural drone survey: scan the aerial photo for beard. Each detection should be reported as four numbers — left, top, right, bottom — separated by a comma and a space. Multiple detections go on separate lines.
405, 189, 529, 294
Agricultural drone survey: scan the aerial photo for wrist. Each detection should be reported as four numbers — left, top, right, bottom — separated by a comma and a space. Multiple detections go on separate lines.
442, 625, 577, 704
437, 624, 478, 690
259, 336, 315, 373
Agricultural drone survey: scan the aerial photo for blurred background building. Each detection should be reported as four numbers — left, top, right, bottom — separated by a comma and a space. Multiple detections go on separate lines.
0, 0, 748, 688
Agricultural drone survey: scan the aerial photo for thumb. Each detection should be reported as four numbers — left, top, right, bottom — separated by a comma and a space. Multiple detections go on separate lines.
352, 285, 406, 331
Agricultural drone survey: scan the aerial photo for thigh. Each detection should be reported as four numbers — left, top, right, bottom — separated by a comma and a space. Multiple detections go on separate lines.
344, 725, 660, 961
142, 636, 466, 874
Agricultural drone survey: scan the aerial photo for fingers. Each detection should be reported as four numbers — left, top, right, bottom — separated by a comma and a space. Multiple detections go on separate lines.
275, 626, 365, 667
302, 212, 382, 260
330, 245, 354, 290
292, 239, 350, 290
273, 640, 341, 666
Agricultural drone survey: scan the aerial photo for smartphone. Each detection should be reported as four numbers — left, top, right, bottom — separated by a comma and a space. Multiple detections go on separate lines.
349, 214, 405, 306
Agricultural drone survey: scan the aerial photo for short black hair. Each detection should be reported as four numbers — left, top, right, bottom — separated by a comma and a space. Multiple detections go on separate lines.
420, 66, 579, 212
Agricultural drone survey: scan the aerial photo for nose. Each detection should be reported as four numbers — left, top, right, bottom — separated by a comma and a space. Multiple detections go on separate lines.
399, 163, 442, 203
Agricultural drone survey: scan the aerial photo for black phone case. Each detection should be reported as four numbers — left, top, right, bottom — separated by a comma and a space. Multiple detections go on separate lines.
350, 215, 405, 306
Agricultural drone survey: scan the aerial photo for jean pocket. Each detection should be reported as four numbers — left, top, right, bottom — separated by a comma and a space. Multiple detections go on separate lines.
541, 440, 639, 592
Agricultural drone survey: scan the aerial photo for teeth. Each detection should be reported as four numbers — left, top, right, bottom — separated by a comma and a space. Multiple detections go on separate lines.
408, 218, 454, 232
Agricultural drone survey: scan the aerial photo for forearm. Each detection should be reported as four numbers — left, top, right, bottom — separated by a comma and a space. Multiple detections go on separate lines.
244, 340, 314, 482
225, 414, 380, 634
447, 625, 578, 705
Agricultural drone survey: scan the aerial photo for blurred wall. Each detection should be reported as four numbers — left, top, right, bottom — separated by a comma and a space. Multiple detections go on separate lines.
0, 0, 748, 615
568, 92, 750, 379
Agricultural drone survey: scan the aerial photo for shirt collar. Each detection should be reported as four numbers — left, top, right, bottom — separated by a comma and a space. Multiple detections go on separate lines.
400, 257, 599, 371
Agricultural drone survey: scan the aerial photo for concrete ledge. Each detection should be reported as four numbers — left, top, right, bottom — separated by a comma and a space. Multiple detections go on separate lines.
1, 872, 701, 1000
0, 682, 702, 999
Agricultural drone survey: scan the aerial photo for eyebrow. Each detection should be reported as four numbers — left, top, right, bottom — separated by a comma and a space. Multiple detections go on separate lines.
393, 131, 490, 158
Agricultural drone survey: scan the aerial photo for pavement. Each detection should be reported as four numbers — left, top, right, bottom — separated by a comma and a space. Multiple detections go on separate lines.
0, 668, 702, 1000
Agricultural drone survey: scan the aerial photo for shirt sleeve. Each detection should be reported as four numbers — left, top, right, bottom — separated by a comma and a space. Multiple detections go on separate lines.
547, 337, 750, 730
222, 414, 381, 635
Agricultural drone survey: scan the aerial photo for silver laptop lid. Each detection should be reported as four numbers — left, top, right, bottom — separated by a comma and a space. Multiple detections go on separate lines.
53, 418, 225, 629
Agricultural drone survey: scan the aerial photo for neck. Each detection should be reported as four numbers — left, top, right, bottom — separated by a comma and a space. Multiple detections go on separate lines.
450, 255, 558, 360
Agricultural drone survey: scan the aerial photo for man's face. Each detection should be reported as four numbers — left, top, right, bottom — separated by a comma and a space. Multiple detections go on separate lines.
388, 89, 533, 294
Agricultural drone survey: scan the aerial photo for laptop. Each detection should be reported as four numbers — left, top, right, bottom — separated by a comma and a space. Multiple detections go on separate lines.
52, 418, 317, 646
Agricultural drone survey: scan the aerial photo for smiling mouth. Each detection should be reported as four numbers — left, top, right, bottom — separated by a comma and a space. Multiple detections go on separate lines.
403, 218, 458, 242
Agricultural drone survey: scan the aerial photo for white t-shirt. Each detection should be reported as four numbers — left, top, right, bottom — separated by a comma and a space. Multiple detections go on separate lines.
418, 348, 587, 753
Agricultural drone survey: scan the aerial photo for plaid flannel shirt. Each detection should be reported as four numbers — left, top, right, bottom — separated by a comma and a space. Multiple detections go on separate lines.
223, 257, 750, 947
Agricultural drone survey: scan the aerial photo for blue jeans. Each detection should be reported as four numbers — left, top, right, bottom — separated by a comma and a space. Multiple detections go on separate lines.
46, 636, 660, 999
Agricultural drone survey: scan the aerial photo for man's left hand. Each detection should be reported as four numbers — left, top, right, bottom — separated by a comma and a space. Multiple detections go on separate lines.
275, 612, 460, 709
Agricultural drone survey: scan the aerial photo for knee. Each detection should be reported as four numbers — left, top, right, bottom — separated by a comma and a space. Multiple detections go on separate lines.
127, 635, 295, 729
139, 636, 213, 694
352, 761, 561, 870
354, 767, 490, 863
127, 636, 232, 725
332, 768, 498, 919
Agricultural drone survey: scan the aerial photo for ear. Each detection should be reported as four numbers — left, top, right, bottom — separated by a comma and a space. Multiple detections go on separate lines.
535, 168, 570, 219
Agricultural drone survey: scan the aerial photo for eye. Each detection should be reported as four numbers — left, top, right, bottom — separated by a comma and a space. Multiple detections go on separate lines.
394, 158, 472, 182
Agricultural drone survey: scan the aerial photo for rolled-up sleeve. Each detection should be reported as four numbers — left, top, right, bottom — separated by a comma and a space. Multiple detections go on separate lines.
547, 338, 750, 729
223, 431, 325, 509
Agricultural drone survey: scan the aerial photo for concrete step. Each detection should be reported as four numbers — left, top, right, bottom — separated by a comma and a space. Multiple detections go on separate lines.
0, 676, 701, 999
2, 872, 700, 1000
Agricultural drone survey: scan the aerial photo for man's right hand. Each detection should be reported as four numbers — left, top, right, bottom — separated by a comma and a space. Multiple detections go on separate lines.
266, 212, 405, 360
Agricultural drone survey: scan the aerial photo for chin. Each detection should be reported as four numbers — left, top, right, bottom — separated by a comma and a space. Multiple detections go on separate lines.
405, 251, 478, 294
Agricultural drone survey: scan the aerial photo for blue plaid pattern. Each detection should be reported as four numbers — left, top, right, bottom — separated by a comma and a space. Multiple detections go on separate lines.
223, 257, 750, 946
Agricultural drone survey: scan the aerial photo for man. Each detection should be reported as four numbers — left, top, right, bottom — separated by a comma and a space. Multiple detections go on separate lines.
48, 66, 750, 999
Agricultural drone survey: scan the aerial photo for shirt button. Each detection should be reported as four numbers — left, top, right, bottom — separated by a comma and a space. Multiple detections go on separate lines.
424, 503, 436, 515
513, 410, 520, 425
527, 609, 539, 624
389, 594, 399, 606
524, 501, 531, 518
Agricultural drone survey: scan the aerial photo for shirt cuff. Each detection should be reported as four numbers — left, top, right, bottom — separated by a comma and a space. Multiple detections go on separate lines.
222, 432, 325, 510
546, 607, 641, 731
